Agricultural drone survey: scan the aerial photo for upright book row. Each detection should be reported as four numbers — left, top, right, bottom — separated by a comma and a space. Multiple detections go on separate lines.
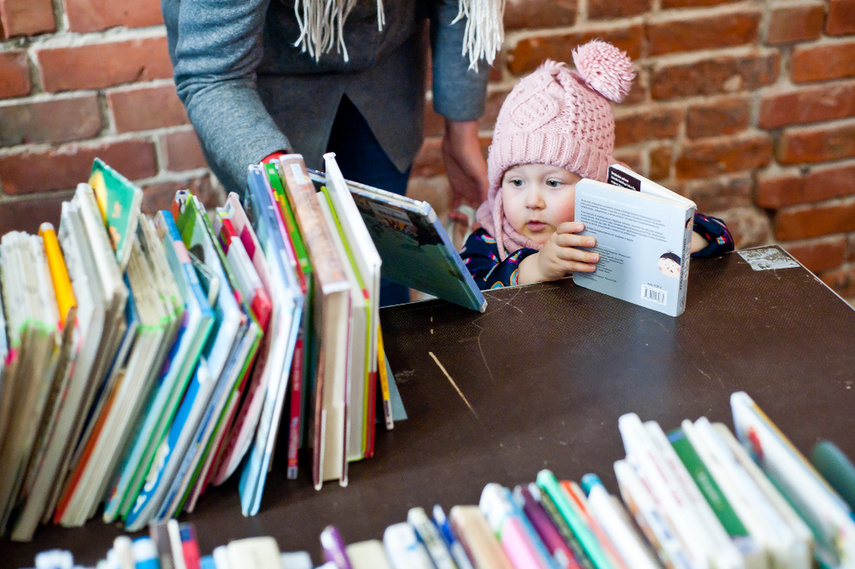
22, 391, 855, 569
0, 153, 408, 542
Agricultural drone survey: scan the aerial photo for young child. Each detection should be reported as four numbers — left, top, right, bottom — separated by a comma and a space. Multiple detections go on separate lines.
461, 40, 734, 290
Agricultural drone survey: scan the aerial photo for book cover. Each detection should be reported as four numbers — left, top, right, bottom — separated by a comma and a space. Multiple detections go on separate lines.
573, 165, 695, 317
88, 158, 143, 272
305, 169, 486, 313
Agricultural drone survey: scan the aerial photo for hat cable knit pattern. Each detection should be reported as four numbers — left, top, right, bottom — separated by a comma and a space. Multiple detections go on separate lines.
475, 40, 635, 260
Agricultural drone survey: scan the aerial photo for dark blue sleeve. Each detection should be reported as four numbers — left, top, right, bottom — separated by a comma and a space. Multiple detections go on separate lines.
460, 228, 537, 290
691, 212, 735, 258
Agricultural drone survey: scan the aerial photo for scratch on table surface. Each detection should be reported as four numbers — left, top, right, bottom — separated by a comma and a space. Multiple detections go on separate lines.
693, 361, 723, 388
429, 351, 478, 419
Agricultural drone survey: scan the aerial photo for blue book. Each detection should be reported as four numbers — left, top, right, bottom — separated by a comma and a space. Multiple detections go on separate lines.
102, 211, 215, 523
239, 165, 304, 515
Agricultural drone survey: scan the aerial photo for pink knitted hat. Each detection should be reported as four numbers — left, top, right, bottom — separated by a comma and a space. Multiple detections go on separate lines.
475, 40, 635, 259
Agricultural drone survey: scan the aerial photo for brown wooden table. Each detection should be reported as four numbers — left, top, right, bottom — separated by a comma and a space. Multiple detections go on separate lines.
6, 246, 855, 568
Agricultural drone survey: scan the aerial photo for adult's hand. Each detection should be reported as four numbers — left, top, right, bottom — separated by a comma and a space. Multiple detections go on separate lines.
441, 118, 488, 223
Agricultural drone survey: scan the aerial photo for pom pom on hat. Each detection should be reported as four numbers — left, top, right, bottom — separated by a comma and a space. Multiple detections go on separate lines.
572, 40, 635, 103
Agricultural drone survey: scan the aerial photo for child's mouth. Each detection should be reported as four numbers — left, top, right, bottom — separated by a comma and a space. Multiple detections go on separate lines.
527, 221, 546, 231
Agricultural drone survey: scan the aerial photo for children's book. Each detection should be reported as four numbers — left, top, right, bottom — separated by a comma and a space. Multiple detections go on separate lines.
321, 152, 381, 460
101, 210, 214, 524
0, 232, 60, 534
279, 155, 351, 491
8, 224, 80, 541
305, 169, 486, 313
238, 165, 304, 515
730, 391, 855, 568
88, 158, 143, 272
264, 162, 313, 480
573, 164, 696, 317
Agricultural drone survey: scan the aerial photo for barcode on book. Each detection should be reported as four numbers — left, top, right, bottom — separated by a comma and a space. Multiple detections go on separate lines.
641, 284, 667, 306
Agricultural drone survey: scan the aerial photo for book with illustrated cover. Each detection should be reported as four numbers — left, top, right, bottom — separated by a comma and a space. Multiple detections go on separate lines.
573, 164, 696, 317
88, 158, 143, 272
305, 169, 486, 313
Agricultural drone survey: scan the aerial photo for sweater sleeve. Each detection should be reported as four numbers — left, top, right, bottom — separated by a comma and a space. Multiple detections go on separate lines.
691, 212, 735, 258
460, 228, 537, 290
426, 0, 490, 121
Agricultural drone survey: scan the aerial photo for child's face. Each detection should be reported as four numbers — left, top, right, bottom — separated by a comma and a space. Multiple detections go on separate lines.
501, 163, 581, 245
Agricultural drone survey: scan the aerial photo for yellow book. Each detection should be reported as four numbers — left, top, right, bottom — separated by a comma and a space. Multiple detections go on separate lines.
39, 223, 77, 329
376, 324, 394, 430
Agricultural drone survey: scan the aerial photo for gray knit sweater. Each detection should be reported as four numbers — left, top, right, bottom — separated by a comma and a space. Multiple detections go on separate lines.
162, 0, 491, 194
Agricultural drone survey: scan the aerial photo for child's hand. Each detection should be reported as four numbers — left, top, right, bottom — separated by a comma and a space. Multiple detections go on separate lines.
519, 222, 600, 284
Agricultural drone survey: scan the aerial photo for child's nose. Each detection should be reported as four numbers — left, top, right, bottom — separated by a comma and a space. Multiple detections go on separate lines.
525, 187, 545, 208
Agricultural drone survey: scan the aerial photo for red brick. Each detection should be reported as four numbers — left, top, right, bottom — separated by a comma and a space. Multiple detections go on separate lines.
0, 194, 67, 235
777, 123, 855, 164
0, 94, 102, 146
652, 53, 779, 100
785, 237, 847, 274
479, 89, 509, 133
686, 96, 750, 139
0, 50, 29, 98
759, 81, 855, 129
507, 26, 643, 76
108, 84, 188, 132
589, 0, 651, 19
0, 0, 54, 38
766, 3, 826, 45
662, 0, 741, 7
162, 128, 207, 172
412, 137, 445, 179
827, 0, 855, 35
791, 42, 855, 83
504, 0, 577, 30
756, 164, 855, 208
0, 140, 157, 195
424, 101, 444, 138
37, 37, 172, 93
647, 11, 760, 56
613, 107, 683, 147
675, 135, 772, 180
649, 144, 673, 181
821, 264, 855, 300
683, 175, 753, 212
65, 0, 163, 33
775, 199, 855, 240
720, 207, 772, 248
142, 175, 224, 214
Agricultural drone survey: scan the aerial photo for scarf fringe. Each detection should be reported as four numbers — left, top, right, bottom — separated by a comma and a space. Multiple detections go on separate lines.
293, 0, 502, 67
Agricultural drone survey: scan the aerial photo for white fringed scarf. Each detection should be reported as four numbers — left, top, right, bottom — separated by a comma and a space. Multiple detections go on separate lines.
292, 0, 504, 68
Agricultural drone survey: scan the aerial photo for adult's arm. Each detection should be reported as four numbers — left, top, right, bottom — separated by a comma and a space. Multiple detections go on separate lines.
162, 0, 290, 190
427, 0, 492, 219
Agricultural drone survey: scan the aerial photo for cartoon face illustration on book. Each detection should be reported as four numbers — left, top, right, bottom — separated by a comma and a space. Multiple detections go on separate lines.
658, 252, 681, 278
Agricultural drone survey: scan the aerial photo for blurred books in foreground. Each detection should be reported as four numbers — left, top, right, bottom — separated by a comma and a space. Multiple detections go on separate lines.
18, 391, 855, 569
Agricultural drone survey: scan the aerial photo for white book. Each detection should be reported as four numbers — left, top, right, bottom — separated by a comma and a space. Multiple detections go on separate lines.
574, 164, 696, 317
384, 522, 436, 569
681, 419, 797, 569
614, 458, 694, 569
346, 539, 394, 569
729, 392, 855, 568
317, 192, 365, 463
644, 420, 745, 569
618, 413, 714, 569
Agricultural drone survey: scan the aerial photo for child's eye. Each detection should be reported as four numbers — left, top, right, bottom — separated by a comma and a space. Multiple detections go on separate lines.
546, 179, 564, 188
509, 178, 524, 187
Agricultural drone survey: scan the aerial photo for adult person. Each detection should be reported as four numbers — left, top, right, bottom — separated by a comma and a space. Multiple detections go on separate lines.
161, 0, 502, 305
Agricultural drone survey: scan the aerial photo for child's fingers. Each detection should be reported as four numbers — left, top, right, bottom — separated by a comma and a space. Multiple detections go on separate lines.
554, 231, 596, 249
555, 221, 586, 234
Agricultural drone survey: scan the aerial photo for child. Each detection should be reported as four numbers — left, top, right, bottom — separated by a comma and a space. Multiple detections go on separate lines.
461, 40, 733, 290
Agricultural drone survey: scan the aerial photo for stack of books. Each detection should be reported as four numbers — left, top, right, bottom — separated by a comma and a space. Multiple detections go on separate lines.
17, 391, 855, 569
0, 152, 482, 542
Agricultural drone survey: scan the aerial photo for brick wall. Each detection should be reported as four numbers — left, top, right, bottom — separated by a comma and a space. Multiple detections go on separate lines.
2, 0, 854, 302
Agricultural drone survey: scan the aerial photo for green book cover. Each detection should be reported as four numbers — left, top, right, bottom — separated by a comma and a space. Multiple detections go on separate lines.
88, 158, 143, 271
668, 426, 748, 537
